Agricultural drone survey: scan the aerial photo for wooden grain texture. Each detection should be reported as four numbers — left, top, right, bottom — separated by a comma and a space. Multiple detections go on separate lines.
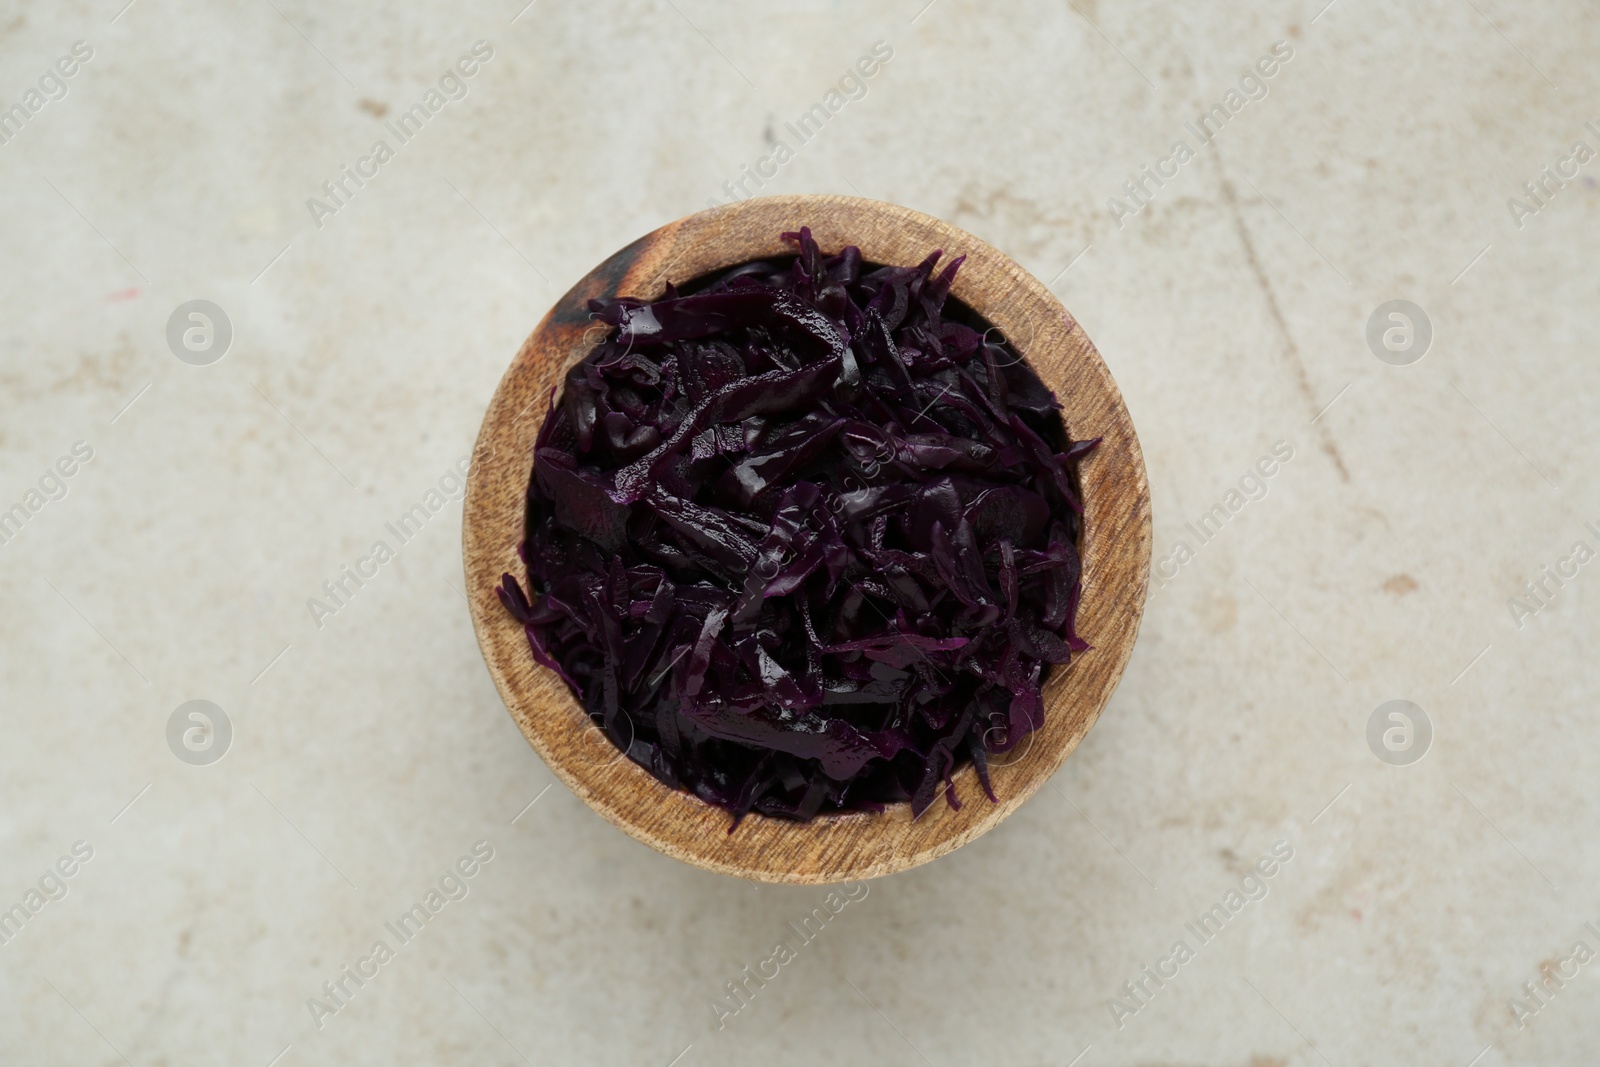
463, 195, 1151, 884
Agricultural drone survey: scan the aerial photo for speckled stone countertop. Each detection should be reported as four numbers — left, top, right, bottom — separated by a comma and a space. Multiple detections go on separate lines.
2, 1, 1598, 1064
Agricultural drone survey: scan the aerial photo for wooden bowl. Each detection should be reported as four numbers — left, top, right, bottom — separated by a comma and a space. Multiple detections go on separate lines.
464, 195, 1150, 884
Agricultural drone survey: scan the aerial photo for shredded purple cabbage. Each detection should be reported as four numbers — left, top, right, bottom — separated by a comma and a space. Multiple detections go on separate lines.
499, 228, 1096, 826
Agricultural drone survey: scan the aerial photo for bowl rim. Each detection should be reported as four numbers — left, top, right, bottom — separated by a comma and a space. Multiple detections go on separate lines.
463, 194, 1151, 884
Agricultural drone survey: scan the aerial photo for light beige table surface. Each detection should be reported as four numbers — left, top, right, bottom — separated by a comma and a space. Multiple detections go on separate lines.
2, 1, 1598, 1064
